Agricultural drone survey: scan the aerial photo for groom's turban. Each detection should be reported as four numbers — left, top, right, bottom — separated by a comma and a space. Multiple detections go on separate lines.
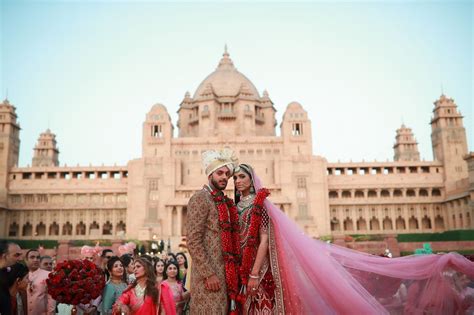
202, 148, 238, 177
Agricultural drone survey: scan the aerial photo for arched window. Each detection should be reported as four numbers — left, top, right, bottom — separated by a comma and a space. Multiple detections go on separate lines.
396, 216, 406, 230
343, 217, 354, 231
89, 221, 100, 235
49, 222, 59, 236
330, 218, 340, 231
367, 190, 377, 198
9, 222, 19, 237
381, 190, 390, 197
342, 190, 351, 198
432, 188, 441, 196
421, 216, 432, 229
370, 217, 380, 230
409, 216, 419, 230
419, 189, 429, 197
62, 222, 73, 235
383, 217, 393, 230
36, 222, 46, 236
22, 222, 32, 236
329, 191, 339, 199
357, 217, 367, 230
434, 215, 444, 229
76, 221, 86, 235
393, 189, 403, 197
354, 190, 364, 198
116, 221, 126, 234
103, 221, 113, 235
406, 189, 416, 197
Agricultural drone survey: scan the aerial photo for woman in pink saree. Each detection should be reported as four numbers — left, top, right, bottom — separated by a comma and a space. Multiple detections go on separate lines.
235, 163, 474, 314
114, 257, 176, 315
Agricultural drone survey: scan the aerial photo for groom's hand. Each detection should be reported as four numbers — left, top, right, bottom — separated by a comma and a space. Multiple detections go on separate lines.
205, 274, 220, 291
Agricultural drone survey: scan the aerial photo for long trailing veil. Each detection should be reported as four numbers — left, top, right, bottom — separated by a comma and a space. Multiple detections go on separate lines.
251, 169, 474, 314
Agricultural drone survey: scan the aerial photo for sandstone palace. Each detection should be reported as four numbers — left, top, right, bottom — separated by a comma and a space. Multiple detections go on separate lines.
0, 50, 473, 249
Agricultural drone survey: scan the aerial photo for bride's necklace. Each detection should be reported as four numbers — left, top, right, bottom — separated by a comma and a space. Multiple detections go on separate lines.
135, 283, 145, 298
240, 193, 255, 203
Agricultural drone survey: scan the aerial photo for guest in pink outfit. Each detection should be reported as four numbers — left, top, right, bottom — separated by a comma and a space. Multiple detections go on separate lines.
115, 257, 176, 315
25, 249, 55, 315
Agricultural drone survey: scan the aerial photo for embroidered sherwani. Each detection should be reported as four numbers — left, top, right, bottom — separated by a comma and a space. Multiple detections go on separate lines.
27, 268, 56, 315
186, 187, 228, 314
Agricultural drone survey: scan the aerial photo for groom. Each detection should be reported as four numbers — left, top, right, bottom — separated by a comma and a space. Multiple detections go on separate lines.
186, 148, 238, 314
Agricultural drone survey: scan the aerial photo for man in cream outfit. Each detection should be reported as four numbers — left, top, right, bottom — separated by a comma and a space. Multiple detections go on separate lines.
25, 249, 55, 315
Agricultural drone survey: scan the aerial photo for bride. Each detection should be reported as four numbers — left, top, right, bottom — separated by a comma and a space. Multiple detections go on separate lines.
234, 164, 283, 314
233, 163, 474, 314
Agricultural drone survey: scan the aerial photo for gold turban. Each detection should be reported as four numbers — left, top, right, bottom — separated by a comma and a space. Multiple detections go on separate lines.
202, 148, 238, 177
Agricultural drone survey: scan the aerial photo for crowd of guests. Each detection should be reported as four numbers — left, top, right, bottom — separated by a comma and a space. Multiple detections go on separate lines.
0, 240, 190, 315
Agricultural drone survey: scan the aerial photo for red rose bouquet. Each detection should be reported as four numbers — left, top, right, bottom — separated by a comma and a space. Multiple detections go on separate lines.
47, 259, 105, 305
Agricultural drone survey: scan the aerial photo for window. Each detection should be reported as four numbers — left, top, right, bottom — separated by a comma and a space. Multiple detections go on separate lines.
150, 179, 158, 191
103, 221, 113, 235
116, 221, 126, 233
49, 222, 59, 236
152, 125, 163, 138
22, 222, 32, 236
292, 123, 303, 136
297, 177, 307, 188
9, 222, 19, 237
381, 190, 390, 197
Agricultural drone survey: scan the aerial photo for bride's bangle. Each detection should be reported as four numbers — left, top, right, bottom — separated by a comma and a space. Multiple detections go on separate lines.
249, 274, 259, 279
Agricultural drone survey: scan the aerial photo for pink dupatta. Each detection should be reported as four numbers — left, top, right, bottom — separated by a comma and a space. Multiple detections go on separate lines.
251, 169, 474, 314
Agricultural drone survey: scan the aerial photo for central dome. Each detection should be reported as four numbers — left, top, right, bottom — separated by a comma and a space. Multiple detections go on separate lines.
193, 49, 260, 99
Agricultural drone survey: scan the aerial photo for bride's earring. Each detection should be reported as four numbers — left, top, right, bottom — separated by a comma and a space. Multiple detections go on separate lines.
250, 186, 255, 194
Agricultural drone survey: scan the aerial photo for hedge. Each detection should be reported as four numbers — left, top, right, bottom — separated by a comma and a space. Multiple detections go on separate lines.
397, 230, 474, 242
349, 234, 386, 242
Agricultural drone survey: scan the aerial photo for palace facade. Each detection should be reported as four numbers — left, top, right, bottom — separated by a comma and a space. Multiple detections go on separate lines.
0, 50, 473, 249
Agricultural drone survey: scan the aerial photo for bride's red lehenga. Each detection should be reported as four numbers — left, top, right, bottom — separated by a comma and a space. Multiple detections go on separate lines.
237, 193, 282, 314
241, 165, 474, 315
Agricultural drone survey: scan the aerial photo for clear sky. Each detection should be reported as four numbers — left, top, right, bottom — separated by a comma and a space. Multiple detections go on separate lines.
1, 0, 472, 167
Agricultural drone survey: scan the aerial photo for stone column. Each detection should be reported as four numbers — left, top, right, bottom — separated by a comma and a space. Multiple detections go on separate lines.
177, 206, 183, 237
167, 206, 173, 237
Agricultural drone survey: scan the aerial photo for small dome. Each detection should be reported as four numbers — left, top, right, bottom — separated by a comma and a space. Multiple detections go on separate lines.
193, 49, 259, 99
287, 101, 303, 110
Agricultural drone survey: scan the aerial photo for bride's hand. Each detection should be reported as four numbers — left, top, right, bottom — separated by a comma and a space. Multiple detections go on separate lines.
247, 278, 258, 296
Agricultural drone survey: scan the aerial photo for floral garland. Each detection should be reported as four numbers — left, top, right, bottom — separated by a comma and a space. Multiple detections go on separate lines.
211, 189, 240, 315
239, 188, 270, 286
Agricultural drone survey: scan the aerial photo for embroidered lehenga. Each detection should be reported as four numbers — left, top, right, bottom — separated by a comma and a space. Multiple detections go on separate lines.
237, 194, 285, 315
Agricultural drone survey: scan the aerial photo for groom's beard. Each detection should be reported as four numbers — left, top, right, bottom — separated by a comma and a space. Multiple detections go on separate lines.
211, 177, 228, 190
